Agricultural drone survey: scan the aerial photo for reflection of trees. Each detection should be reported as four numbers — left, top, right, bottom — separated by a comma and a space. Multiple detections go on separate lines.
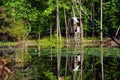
30, 55, 54, 80
26, 48, 120, 80
104, 57, 118, 80
79, 48, 120, 80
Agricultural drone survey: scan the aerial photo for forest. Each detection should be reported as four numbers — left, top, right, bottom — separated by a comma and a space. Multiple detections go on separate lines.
0, 0, 120, 80
0, 0, 120, 42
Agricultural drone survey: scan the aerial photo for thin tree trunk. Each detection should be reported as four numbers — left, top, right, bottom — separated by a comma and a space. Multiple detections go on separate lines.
100, 0, 103, 41
93, 55, 96, 80
73, 71, 77, 80
72, 0, 77, 45
72, 0, 75, 17
115, 25, 120, 38
101, 44, 104, 80
57, 45, 61, 80
38, 25, 41, 56
50, 19, 53, 61
58, 23, 61, 42
79, 0, 83, 44
65, 45, 68, 79
56, 0, 59, 42
50, 19, 53, 72
63, 1, 69, 78
73, 51, 77, 80
79, 0, 84, 80
63, 0, 68, 44
56, 0, 61, 80
100, 0, 104, 79
56, 0, 61, 43
91, 2, 96, 80
91, 2, 95, 38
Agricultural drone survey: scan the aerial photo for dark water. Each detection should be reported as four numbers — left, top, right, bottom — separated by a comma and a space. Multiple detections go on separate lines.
5, 47, 120, 80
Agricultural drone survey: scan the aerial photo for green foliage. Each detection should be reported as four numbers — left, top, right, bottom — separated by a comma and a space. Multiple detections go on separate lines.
8, 20, 30, 40
23, 54, 31, 62
44, 70, 57, 80
3, 46, 120, 79
0, 41, 17, 46
103, 0, 119, 35
38, 35, 66, 47
0, 0, 120, 40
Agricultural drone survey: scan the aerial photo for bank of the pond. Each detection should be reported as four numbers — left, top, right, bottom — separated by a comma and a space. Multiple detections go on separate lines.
38, 37, 106, 47
0, 37, 119, 48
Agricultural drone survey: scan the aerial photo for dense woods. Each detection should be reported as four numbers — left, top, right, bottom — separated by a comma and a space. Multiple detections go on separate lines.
0, 1, 120, 80
0, 0, 120, 41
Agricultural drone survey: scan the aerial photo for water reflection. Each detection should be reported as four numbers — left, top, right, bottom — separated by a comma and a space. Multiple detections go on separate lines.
3, 47, 120, 80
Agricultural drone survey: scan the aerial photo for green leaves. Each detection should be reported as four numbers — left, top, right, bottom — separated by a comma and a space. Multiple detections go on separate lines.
43, 6, 55, 17
8, 20, 30, 40
0, 0, 120, 40
44, 70, 57, 80
103, 0, 119, 34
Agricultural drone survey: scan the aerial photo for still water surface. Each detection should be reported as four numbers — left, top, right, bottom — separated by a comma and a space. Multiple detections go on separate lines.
8, 47, 120, 80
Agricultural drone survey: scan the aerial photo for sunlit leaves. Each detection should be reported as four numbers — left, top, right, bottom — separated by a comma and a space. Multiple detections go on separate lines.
42, 6, 55, 17
8, 20, 30, 40
1, 0, 120, 40
44, 70, 57, 80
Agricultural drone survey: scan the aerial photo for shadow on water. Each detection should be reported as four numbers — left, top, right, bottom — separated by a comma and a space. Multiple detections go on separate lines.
0, 46, 120, 80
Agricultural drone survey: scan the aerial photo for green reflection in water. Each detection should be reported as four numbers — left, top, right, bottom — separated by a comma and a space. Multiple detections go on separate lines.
7, 47, 120, 80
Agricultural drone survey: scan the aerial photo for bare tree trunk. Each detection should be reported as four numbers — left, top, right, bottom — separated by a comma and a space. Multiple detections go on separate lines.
101, 44, 104, 80
56, 0, 61, 43
91, 2, 95, 38
38, 25, 41, 56
115, 25, 120, 38
63, 0, 68, 44
100, 0, 103, 41
100, 0, 104, 79
56, 0, 61, 80
92, 55, 96, 80
56, 0, 59, 42
79, 0, 84, 80
63, 1, 69, 78
50, 19, 53, 72
50, 19, 53, 61
57, 44, 61, 80
79, 0, 83, 44
71, 0, 77, 45
73, 40, 77, 80
65, 45, 68, 79
73, 71, 77, 80
72, 0, 75, 17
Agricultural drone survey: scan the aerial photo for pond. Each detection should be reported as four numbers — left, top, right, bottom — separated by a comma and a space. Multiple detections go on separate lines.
1, 46, 120, 80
